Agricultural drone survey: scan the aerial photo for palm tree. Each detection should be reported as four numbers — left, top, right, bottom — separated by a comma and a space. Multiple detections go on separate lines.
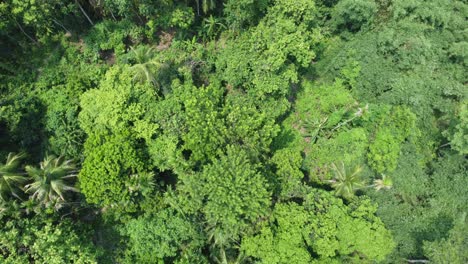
328, 161, 365, 200
373, 174, 393, 191
0, 153, 27, 201
0, 200, 19, 218
205, 225, 247, 264
126, 171, 155, 198
194, 0, 217, 15
129, 45, 160, 88
202, 15, 226, 40
206, 226, 232, 264
24, 155, 78, 209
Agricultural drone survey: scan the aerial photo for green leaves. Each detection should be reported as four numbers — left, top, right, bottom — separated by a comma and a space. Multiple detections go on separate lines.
368, 128, 401, 173
84, 20, 145, 59
3, 0, 466, 263
178, 146, 271, 241
3, 0, 76, 43
367, 106, 416, 173
79, 132, 147, 208
216, 0, 321, 99
223, 0, 269, 29
331, 0, 377, 33
306, 192, 395, 262
127, 45, 163, 89
79, 65, 158, 137
125, 208, 205, 263
443, 101, 468, 154
0, 216, 102, 263
271, 148, 304, 198
241, 203, 313, 264
78, 65, 158, 211
180, 81, 279, 164
182, 82, 227, 163
203, 146, 270, 235
423, 214, 468, 264
242, 189, 395, 263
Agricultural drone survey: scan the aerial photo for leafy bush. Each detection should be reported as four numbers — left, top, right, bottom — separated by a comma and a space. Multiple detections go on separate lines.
124, 208, 205, 263
0, 216, 102, 263
84, 20, 144, 60
79, 131, 147, 208
331, 0, 378, 32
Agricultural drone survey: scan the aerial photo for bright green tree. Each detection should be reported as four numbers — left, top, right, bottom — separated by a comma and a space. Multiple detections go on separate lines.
216, 0, 321, 100
0, 215, 102, 263
367, 106, 416, 173
179, 146, 270, 239
242, 189, 395, 263
241, 202, 313, 264
79, 65, 158, 138
79, 132, 148, 209
271, 148, 304, 199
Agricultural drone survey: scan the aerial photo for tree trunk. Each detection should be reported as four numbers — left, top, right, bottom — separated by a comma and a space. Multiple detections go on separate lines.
75, 0, 94, 26
109, 9, 117, 21
53, 19, 70, 32
406, 260, 430, 263
13, 17, 38, 45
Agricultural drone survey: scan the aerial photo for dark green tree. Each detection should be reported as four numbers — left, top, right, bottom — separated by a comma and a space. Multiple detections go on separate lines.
124, 208, 206, 263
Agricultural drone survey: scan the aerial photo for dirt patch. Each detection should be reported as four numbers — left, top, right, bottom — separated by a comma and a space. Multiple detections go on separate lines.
68, 38, 86, 53
99, 49, 116, 65
156, 30, 175, 51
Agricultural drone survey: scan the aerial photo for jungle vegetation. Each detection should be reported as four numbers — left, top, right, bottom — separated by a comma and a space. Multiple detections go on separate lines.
0, 0, 466, 263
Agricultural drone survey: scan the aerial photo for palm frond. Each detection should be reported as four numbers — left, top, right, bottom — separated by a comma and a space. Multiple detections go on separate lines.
25, 156, 78, 209
0, 152, 26, 201
330, 161, 365, 199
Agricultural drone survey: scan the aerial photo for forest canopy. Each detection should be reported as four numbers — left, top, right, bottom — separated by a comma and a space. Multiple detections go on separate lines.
0, 0, 466, 263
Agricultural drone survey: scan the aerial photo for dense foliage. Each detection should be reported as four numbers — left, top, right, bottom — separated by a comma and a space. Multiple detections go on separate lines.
0, 0, 466, 263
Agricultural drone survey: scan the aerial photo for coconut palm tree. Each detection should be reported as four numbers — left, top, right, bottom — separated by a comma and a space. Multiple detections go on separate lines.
24, 155, 78, 209
0, 152, 27, 201
129, 45, 160, 88
126, 171, 155, 199
202, 15, 226, 40
373, 174, 393, 191
194, 0, 217, 15
328, 161, 365, 200
207, 225, 233, 264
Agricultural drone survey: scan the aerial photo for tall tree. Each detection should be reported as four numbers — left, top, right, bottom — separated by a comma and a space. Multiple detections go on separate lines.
174, 145, 271, 262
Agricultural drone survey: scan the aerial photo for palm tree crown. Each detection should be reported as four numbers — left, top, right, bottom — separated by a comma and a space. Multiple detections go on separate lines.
129, 45, 160, 87
329, 161, 365, 200
373, 174, 393, 191
24, 155, 78, 209
0, 153, 27, 201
